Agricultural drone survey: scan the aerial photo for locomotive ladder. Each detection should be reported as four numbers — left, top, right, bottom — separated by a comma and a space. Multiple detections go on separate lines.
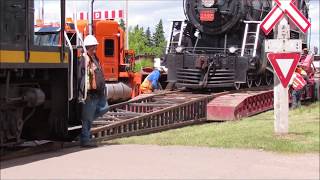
241, 21, 262, 57
166, 20, 187, 54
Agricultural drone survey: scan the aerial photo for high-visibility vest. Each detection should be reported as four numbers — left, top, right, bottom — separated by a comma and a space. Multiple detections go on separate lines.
295, 67, 307, 76
140, 79, 153, 94
292, 72, 307, 90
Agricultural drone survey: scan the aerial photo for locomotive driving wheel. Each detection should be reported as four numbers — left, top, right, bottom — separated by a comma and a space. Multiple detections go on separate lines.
247, 78, 253, 88
254, 76, 262, 87
234, 82, 241, 90
265, 72, 273, 86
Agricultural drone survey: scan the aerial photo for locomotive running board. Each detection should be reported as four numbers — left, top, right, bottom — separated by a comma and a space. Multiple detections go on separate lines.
207, 89, 274, 121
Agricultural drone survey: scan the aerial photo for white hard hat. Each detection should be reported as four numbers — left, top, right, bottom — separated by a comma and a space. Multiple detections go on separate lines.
83, 35, 99, 46
155, 67, 164, 72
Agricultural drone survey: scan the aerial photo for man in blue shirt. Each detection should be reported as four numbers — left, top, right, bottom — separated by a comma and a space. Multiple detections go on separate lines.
140, 69, 161, 94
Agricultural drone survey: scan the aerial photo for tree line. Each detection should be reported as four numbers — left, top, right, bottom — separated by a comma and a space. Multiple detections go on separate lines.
120, 19, 167, 58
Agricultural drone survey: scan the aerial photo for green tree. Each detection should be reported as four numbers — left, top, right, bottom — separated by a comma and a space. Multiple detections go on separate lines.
145, 27, 152, 47
129, 25, 148, 55
152, 19, 167, 57
119, 19, 126, 31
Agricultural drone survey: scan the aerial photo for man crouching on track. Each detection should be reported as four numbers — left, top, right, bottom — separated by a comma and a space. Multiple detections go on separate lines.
79, 35, 108, 148
140, 68, 163, 94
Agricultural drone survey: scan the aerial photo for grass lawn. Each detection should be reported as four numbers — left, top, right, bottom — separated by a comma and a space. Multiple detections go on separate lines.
134, 59, 154, 72
112, 102, 320, 153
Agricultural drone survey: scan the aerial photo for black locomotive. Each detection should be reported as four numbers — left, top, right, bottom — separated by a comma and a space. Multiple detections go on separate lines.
165, 0, 309, 90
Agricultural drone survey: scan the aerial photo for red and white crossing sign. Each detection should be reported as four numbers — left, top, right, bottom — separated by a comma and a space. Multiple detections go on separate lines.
79, 10, 124, 20
94, 11, 102, 20
267, 53, 301, 88
261, 0, 311, 35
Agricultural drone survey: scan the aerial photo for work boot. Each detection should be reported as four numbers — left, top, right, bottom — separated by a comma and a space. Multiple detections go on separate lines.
80, 141, 98, 148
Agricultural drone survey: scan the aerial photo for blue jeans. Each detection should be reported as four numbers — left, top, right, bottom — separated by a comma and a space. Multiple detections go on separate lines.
292, 89, 302, 109
80, 94, 108, 144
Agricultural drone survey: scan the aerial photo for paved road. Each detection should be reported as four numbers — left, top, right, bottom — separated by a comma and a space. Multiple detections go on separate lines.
1, 145, 319, 179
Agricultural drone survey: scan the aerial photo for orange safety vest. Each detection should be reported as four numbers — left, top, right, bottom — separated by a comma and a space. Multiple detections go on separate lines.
87, 60, 98, 90
295, 67, 307, 76
140, 79, 153, 94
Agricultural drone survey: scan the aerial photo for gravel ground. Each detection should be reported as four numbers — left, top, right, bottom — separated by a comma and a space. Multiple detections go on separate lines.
1, 145, 319, 179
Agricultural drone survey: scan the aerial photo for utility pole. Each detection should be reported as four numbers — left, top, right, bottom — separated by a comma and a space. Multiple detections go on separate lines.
88, 0, 94, 35
125, 0, 129, 49
39, 0, 44, 22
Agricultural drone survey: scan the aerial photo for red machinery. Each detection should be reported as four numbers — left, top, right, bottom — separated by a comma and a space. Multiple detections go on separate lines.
291, 53, 318, 101
34, 18, 144, 102
75, 20, 143, 102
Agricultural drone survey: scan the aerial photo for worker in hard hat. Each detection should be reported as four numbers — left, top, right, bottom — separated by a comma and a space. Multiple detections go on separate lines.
290, 66, 307, 109
300, 48, 309, 63
79, 35, 108, 148
303, 48, 309, 55
140, 68, 162, 94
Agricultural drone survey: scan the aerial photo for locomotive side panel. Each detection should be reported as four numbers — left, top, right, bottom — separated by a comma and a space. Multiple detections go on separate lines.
0, 0, 78, 145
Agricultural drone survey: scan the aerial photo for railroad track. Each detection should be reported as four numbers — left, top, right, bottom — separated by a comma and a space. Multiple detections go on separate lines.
91, 90, 228, 141
90, 86, 276, 141
0, 90, 225, 161
0, 87, 273, 161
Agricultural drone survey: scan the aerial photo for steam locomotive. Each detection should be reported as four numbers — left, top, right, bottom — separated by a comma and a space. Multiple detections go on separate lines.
165, 0, 309, 90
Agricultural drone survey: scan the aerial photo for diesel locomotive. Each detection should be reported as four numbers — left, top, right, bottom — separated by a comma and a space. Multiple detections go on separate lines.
0, 0, 81, 146
0, 0, 144, 146
165, 0, 309, 90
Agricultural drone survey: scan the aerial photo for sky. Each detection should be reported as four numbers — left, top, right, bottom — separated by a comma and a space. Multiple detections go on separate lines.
36, 0, 319, 50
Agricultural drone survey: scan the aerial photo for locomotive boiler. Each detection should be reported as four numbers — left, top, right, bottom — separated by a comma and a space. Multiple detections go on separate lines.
165, 0, 309, 90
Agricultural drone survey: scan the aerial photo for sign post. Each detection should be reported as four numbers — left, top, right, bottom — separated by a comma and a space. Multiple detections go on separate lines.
262, 0, 311, 134
267, 50, 301, 134
265, 18, 302, 134
273, 72, 288, 134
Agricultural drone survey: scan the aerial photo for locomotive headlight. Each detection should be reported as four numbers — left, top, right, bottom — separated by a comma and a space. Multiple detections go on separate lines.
176, 46, 184, 53
202, 0, 215, 7
228, 47, 238, 54
194, 30, 201, 38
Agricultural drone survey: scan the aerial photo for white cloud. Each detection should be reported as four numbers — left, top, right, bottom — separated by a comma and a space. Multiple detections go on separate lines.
309, 0, 319, 50
35, 0, 319, 49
